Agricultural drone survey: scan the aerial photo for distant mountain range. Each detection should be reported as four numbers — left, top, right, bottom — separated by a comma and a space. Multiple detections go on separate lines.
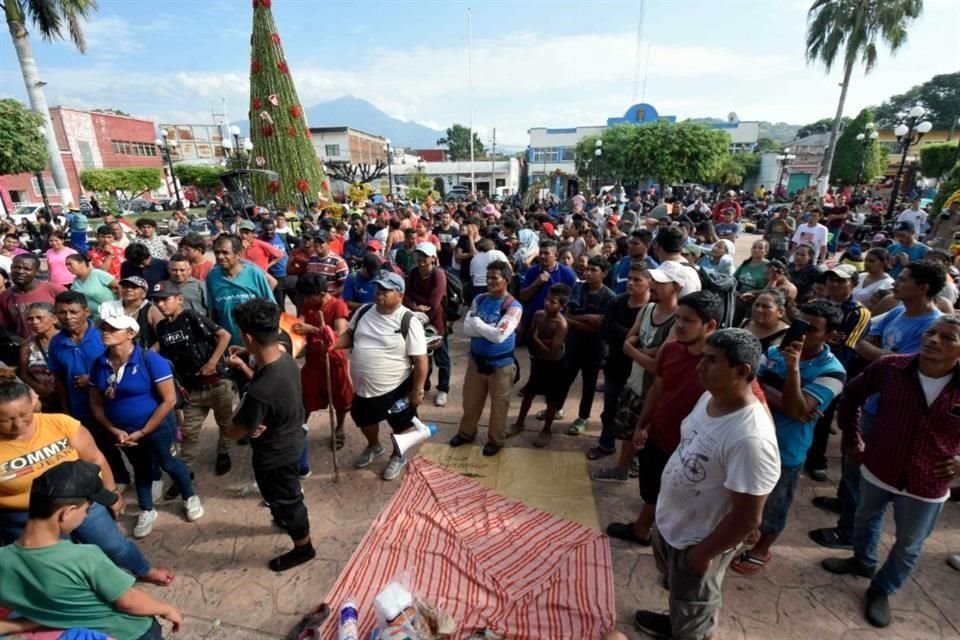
686, 117, 801, 143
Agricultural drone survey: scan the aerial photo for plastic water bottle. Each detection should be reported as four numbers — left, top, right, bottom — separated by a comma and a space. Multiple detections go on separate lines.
338, 599, 360, 640
387, 398, 409, 415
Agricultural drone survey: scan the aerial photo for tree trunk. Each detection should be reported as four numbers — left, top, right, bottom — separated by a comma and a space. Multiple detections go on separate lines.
817, 59, 854, 196
6, 17, 75, 205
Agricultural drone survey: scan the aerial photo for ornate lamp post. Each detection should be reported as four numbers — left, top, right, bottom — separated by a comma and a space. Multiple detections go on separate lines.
594, 139, 603, 195
854, 123, 879, 191
776, 148, 796, 197
155, 131, 182, 208
886, 105, 932, 220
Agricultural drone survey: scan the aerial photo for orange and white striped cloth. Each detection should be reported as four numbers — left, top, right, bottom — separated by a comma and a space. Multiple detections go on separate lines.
320, 458, 615, 639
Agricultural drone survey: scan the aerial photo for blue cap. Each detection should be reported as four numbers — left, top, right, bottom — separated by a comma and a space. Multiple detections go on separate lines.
427, 423, 438, 436
372, 271, 405, 293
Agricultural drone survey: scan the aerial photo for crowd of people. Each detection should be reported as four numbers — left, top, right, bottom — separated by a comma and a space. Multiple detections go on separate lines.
0, 183, 958, 639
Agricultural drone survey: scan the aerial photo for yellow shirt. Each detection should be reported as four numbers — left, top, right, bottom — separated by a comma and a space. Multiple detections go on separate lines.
0, 414, 81, 510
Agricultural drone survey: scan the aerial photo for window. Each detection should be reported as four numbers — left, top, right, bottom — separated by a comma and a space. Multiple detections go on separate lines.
111, 140, 159, 157
31, 175, 57, 196
325, 144, 341, 157
532, 147, 575, 163
78, 141, 95, 169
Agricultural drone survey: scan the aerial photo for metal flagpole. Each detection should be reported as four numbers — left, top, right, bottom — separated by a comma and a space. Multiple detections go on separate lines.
468, 7, 475, 195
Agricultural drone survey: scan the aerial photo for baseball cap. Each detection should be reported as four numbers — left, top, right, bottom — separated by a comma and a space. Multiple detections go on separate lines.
414, 242, 437, 257
312, 230, 331, 243
238, 220, 256, 232
118, 276, 148, 290
372, 271, 405, 293
31, 460, 118, 508
99, 306, 140, 333
366, 239, 383, 252
648, 260, 692, 285
893, 220, 916, 234
872, 233, 887, 244
150, 280, 182, 299
541, 222, 555, 237
826, 264, 858, 280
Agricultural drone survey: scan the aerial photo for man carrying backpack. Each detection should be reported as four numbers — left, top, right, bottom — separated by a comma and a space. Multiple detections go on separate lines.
404, 243, 451, 407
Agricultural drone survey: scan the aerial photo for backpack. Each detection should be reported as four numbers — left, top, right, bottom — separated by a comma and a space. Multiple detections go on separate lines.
441, 269, 465, 321
473, 294, 522, 383
354, 303, 414, 340
697, 268, 737, 329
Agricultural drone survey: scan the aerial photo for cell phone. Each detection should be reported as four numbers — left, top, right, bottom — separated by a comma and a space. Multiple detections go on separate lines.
782, 318, 811, 347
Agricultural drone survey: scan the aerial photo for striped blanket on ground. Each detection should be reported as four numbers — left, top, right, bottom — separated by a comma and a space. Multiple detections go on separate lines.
320, 457, 615, 639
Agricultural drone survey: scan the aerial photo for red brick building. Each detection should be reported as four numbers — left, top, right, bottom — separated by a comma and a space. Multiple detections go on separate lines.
1, 107, 162, 212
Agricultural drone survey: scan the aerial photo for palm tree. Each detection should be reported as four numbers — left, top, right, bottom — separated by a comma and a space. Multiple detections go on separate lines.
806, 0, 923, 195
4, 0, 98, 204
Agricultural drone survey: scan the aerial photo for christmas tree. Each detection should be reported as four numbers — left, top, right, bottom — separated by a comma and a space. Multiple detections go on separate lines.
248, 0, 328, 207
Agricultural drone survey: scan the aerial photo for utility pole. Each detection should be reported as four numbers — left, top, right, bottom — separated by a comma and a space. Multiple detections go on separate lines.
491, 128, 496, 198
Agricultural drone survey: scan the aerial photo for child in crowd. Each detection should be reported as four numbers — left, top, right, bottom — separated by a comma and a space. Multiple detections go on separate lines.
510, 283, 570, 447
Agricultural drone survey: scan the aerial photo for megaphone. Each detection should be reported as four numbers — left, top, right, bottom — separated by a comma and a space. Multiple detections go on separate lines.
392, 417, 438, 457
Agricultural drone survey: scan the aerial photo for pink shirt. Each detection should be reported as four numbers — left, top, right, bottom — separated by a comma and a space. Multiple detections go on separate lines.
45, 247, 78, 287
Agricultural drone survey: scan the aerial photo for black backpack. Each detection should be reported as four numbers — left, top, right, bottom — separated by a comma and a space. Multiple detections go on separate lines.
697, 268, 737, 329
354, 303, 414, 339
440, 269, 465, 321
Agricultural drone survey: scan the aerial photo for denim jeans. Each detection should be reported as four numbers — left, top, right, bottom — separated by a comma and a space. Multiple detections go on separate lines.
759, 465, 802, 537
836, 411, 874, 541
597, 375, 627, 452
853, 476, 945, 596
0, 503, 151, 577
123, 415, 195, 511
426, 334, 451, 393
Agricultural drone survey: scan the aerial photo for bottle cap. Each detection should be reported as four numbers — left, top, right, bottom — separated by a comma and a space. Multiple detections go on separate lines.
427, 423, 438, 436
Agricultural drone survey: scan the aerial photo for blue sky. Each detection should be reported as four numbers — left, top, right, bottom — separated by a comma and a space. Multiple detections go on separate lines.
1, 0, 958, 147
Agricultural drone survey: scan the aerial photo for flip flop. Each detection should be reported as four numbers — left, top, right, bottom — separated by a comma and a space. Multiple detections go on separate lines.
730, 551, 772, 576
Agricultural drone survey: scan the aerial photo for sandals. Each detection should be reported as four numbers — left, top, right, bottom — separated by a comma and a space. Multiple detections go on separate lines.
604, 522, 651, 546
730, 551, 772, 575
334, 430, 346, 451
586, 445, 616, 460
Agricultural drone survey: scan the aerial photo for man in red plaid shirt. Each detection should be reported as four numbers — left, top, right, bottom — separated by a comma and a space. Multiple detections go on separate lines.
821, 315, 960, 628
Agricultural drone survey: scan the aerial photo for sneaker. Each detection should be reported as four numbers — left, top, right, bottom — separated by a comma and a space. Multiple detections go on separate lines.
566, 418, 588, 435
591, 466, 629, 483
629, 456, 640, 478
606, 522, 652, 546
184, 496, 204, 522
808, 527, 852, 550
133, 510, 158, 538
354, 445, 385, 468
298, 468, 312, 479
448, 433, 475, 448
805, 466, 828, 482
821, 556, 876, 578
536, 408, 564, 420
382, 456, 407, 481
482, 442, 502, 457
163, 472, 194, 501
215, 453, 232, 476
865, 587, 891, 628
811, 496, 841, 514
634, 610, 674, 639
151, 480, 165, 502
435, 391, 448, 407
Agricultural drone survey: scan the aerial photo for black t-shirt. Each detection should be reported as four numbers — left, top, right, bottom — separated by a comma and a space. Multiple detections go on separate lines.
602, 294, 644, 381
155, 310, 225, 389
120, 258, 170, 290
566, 283, 617, 360
434, 225, 459, 269
232, 353, 305, 469
456, 235, 474, 282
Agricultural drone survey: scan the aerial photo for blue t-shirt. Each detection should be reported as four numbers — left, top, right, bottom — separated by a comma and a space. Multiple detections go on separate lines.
46, 323, 104, 420
90, 345, 173, 433
759, 344, 846, 468
613, 254, 658, 294
864, 305, 942, 414
469, 294, 522, 367
521, 263, 577, 315
266, 235, 289, 278
888, 242, 930, 277
206, 264, 274, 345
343, 271, 377, 305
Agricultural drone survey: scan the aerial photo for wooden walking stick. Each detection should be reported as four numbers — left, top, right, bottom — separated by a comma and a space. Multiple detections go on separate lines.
316, 311, 340, 482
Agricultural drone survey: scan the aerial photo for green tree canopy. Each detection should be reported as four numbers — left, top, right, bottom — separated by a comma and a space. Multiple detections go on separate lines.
755, 137, 783, 153
873, 72, 960, 135
796, 117, 850, 139
920, 143, 959, 179
79, 167, 162, 198
711, 154, 760, 188
437, 124, 485, 161
0, 98, 47, 176
406, 171, 439, 203
829, 108, 885, 185
174, 164, 224, 189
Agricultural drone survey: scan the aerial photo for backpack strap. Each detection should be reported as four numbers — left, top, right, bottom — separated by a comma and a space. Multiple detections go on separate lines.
477, 293, 516, 319
355, 303, 413, 340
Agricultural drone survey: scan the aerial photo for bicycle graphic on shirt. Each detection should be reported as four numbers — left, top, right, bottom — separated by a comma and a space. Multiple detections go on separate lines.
678, 437, 709, 484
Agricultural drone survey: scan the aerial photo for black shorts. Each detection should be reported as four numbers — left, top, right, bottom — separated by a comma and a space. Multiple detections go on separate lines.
524, 356, 567, 404
638, 442, 672, 505
350, 376, 415, 433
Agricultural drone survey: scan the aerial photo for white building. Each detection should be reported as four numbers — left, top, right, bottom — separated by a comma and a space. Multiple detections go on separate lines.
390, 159, 521, 197
309, 126, 387, 165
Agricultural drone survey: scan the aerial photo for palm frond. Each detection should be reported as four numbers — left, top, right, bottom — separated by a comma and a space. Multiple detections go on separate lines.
19, 0, 96, 52
24, 0, 61, 39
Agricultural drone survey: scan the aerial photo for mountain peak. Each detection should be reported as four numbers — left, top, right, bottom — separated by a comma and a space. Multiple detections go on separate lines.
303, 96, 443, 148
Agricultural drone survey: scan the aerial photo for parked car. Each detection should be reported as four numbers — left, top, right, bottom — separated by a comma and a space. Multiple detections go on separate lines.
6, 203, 63, 225
445, 185, 471, 201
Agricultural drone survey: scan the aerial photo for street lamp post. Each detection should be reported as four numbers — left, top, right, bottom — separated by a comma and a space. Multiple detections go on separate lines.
854, 123, 879, 191
776, 148, 796, 197
383, 139, 394, 198
886, 105, 933, 220
594, 139, 603, 195
34, 126, 52, 215
155, 131, 182, 208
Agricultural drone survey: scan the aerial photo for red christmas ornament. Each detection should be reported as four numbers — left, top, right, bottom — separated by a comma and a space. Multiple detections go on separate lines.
297, 179, 310, 193
267, 180, 280, 194
253, 0, 271, 7
289, 105, 302, 119
261, 124, 274, 138
287, 126, 297, 138
252, 97, 262, 110
271, 33, 281, 45
277, 60, 289, 74
251, 59, 261, 74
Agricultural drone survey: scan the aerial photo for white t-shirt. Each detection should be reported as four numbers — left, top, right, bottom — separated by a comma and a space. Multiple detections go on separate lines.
918, 371, 951, 406
348, 305, 427, 398
791, 223, 828, 255
469, 250, 508, 286
851, 274, 895, 306
656, 393, 781, 549
897, 208, 927, 232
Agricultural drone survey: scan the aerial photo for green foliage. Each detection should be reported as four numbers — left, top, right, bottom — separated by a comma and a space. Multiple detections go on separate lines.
829, 109, 885, 185
919, 143, 959, 179
796, 117, 850, 139
758, 122, 801, 143
248, 2, 327, 206
755, 138, 783, 153
573, 135, 602, 177
931, 164, 960, 215
5, 0, 98, 52
79, 168, 162, 196
711, 154, 760, 188
0, 99, 47, 176
873, 72, 960, 131
174, 164, 224, 189
436, 124, 485, 161
406, 171, 439, 204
